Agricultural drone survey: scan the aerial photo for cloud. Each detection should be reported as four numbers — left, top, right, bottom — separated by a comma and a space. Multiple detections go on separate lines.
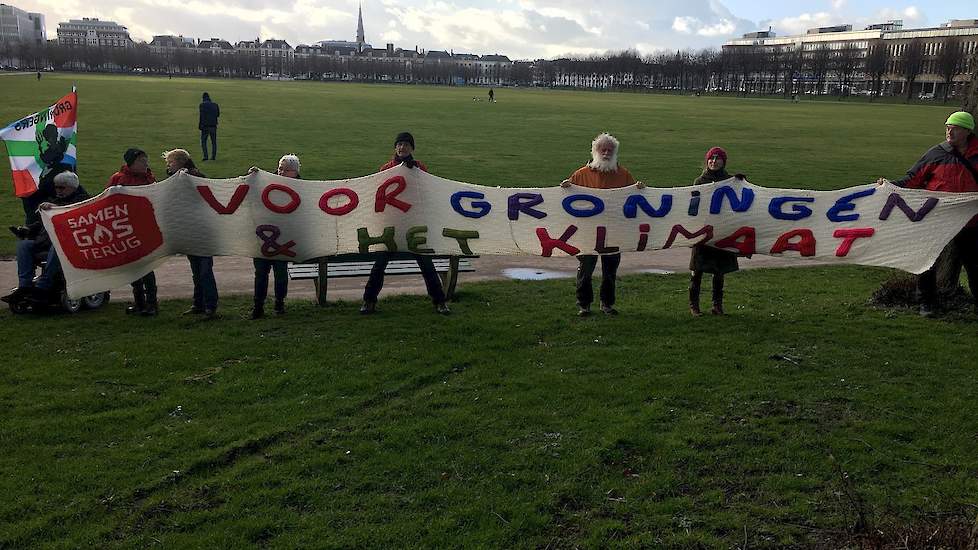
13, 0, 757, 59
759, 4, 929, 37
672, 15, 736, 37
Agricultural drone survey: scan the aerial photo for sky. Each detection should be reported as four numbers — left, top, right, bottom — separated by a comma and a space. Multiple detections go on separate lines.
14, 0, 978, 60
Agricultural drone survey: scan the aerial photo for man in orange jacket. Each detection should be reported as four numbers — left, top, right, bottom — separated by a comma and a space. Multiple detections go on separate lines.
561, 132, 644, 316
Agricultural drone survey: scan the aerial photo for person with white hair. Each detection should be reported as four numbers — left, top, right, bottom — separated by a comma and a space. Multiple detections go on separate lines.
248, 154, 300, 319
561, 132, 644, 316
8, 171, 90, 300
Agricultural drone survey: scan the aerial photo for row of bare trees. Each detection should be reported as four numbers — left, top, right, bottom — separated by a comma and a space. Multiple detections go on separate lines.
1, 37, 974, 100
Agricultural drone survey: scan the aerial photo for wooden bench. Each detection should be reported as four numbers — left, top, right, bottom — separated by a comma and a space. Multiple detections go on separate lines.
288, 253, 476, 306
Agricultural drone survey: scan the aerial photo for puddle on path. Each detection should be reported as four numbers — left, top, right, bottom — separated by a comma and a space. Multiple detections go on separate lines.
502, 268, 574, 281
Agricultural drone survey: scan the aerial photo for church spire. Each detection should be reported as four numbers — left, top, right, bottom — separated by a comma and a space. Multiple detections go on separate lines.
356, 4, 365, 50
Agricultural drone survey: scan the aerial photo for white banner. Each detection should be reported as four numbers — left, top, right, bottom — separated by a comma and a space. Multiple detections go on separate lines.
41, 164, 978, 298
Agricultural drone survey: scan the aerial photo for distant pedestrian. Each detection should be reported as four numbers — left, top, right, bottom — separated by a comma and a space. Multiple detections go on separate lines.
36, 71, 41, 81
198, 92, 220, 161
488, 88, 495, 103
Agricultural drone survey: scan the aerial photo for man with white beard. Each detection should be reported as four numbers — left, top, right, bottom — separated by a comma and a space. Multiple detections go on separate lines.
561, 132, 644, 316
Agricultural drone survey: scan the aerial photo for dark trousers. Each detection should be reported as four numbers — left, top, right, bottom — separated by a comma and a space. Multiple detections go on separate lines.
363, 254, 446, 305
200, 127, 217, 160
131, 271, 158, 307
576, 254, 620, 308
689, 271, 724, 306
254, 258, 289, 306
188, 255, 218, 311
917, 227, 978, 306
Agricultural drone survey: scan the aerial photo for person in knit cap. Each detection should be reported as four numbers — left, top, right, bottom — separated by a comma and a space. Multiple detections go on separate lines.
379, 132, 427, 171
362, 131, 449, 315
109, 148, 156, 186
878, 111, 978, 316
689, 146, 741, 316
109, 148, 159, 315
560, 132, 645, 316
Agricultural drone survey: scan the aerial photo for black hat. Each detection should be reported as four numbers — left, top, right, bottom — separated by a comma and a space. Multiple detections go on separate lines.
394, 132, 415, 149
124, 147, 147, 166
202, 92, 210, 100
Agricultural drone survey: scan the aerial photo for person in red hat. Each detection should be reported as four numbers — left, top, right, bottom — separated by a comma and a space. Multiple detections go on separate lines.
689, 146, 741, 316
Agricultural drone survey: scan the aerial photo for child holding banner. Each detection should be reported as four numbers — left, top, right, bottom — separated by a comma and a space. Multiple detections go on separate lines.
689, 147, 740, 316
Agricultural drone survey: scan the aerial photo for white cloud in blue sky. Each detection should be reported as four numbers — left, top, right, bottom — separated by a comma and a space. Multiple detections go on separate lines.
11, 0, 978, 59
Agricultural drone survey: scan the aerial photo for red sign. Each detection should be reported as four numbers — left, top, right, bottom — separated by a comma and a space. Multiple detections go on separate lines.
53, 194, 163, 269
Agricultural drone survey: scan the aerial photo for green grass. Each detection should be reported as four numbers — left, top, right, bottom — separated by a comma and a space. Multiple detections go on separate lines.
1, 75, 976, 547
0, 73, 960, 255
1, 267, 976, 547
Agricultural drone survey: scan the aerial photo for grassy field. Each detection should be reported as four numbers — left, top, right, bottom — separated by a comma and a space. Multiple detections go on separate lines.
1, 74, 976, 547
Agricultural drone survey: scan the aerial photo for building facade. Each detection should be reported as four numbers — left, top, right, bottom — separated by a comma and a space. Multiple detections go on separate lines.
57, 17, 132, 48
0, 3, 45, 45
723, 19, 978, 96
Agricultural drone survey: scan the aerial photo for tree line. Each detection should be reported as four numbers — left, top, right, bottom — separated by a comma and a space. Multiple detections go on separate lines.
1, 36, 974, 102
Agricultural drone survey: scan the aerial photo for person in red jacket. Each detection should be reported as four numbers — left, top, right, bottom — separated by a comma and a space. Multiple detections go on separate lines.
109, 147, 156, 187
109, 148, 160, 316
361, 132, 448, 315
881, 111, 978, 316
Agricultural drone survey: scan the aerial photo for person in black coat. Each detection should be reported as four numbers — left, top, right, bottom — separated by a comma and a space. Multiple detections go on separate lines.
199, 92, 220, 161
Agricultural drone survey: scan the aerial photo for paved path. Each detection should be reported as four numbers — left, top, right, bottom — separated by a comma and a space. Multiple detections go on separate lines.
1, 250, 818, 303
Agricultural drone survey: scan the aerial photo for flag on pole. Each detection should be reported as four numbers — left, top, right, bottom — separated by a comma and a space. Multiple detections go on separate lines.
0, 88, 78, 197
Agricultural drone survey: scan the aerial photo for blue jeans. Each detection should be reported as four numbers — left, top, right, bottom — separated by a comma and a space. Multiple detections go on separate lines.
16, 240, 60, 289
200, 127, 217, 160
188, 255, 218, 311
253, 258, 288, 305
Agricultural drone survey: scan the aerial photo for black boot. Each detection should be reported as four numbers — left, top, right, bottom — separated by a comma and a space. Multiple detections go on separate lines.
251, 302, 264, 319
274, 300, 285, 315
689, 272, 702, 317
126, 287, 146, 315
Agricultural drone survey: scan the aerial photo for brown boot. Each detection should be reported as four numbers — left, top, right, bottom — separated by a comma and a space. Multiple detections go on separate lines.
711, 274, 725, 315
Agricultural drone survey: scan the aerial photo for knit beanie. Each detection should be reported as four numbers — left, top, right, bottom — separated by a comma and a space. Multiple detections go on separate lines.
394, 132, 415, 148
705, 147, 727, 163
124, 147, 147, 167
945, 111, 975, 131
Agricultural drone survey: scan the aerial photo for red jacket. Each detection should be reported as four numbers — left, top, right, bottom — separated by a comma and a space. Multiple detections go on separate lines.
379, 158, 428, 172
894, 135, 978, 193
109, 164, 157, 186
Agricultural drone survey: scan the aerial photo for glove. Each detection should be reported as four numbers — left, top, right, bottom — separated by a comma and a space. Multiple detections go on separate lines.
560, 179, 572, 188
734, 173, 747, 180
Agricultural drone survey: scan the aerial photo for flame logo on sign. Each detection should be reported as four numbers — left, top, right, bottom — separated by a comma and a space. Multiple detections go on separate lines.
93, 224, 113, 244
